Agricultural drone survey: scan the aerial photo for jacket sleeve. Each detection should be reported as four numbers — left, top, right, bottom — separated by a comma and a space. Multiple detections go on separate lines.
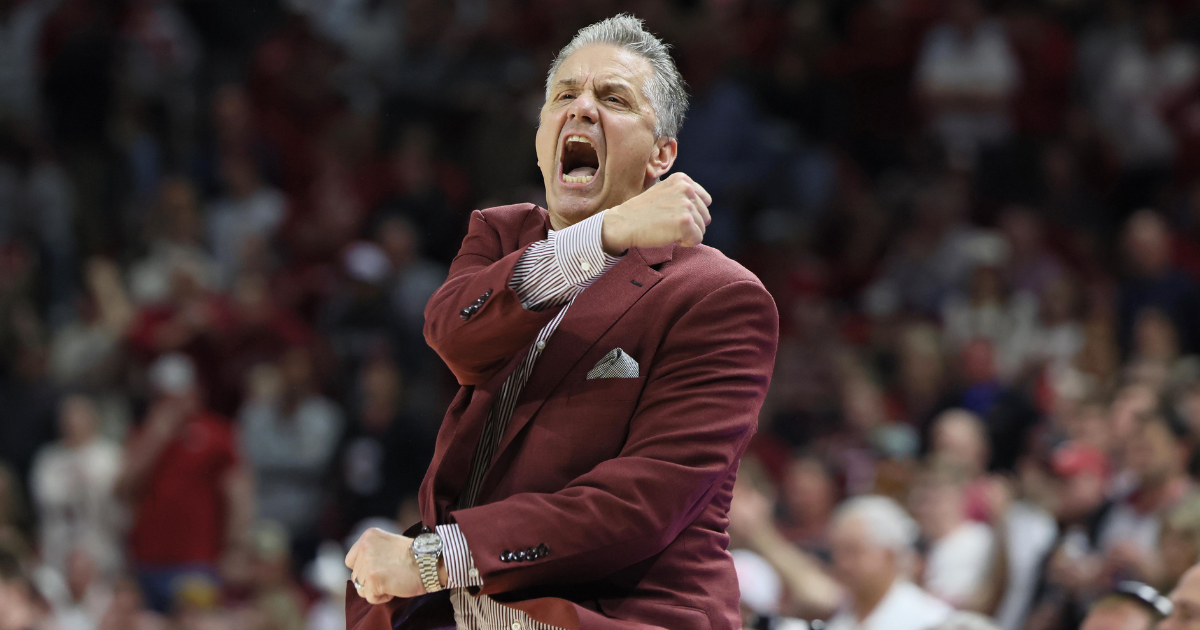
448, 279, 779, 594
423, 209, 561, 386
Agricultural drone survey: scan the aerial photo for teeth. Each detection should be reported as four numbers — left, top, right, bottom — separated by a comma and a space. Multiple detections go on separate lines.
562, 174, 594, 184
566, 135, 592, 146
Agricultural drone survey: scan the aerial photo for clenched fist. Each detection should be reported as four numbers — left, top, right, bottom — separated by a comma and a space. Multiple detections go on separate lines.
345, 528, 441, 604
601, 173, 712, 255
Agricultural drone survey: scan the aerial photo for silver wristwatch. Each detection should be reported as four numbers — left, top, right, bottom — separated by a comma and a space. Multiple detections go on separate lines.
412, 532, 444, 593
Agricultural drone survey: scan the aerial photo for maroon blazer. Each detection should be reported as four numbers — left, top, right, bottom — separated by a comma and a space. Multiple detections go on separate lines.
347, 203, 778, 630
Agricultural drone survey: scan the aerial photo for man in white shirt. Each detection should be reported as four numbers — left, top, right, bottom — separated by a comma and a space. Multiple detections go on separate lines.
825, 496, 953, 630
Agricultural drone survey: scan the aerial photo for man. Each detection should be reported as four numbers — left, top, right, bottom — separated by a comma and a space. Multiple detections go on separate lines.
1161, 564, 1200, 630
344, 13, 779, 630
1080, 582, 1170, 630
1117, 210, 1200, 357
824, 495, 953, 630
116, 353, 251, 612
1098, 405, 1192, 581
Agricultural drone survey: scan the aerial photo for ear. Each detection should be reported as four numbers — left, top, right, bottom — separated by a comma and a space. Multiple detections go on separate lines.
644, 136, 678, 185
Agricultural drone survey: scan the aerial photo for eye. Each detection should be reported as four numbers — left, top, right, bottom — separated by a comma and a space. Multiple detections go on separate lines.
606, 96, 622, 104
558, 93, 575, 100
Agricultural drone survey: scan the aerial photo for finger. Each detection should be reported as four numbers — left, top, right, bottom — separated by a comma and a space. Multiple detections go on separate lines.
690, 195, 711, 227
345, 539, 362, 570
688, 205, 706, 242
684, 176, 712, 207
366, 592, 394, 605
680, 210, 704, 247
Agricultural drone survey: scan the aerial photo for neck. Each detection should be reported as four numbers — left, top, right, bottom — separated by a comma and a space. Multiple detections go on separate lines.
853, 577, 896, 620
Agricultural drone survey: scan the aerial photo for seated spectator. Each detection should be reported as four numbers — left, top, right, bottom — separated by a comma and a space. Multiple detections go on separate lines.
1098, 404, 1193, 583
336, 354, 431, 530
125, 259, 237, 409
127, 177, 219, 306
940, 232, 1039, 381
728, 478, 843, 621
205, 154, 286, 288
914, 0, 1020, 170
928, 339, 1040, 471
910, 460, 998, 608
1095, 3, 1197, 181
239, 347, 342, 562
776, 452, 838, 554
1025, 442, 1112, 630
116, 354, 250, 613
825, 495, 953, 630
1117, 210, 1200, 358
1081, 582, 1172, 630
319, 242, 402, 381
29, 395, 125, 575
49, 257, 135, 440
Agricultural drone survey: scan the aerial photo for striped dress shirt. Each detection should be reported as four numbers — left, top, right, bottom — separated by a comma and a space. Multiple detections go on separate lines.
433, 209, 621, 630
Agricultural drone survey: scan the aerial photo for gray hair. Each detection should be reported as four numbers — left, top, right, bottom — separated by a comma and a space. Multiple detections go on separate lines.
833, 495, 920, 562
545, 14, 688, 139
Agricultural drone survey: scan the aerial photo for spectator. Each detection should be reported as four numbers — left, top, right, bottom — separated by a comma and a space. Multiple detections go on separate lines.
1024, 441, 1111, 630
29, 395, 125, 575
914, 0, 1020, 170
1116, 209, 1200, 357
205, 154, 286, 288
1095, 2, 1197, 203
825, 495, 953, 630
910, 461, 999, 609
116, 353, 251, 612
336, 354, 431, 530
1080, 585, 1167, 630
776, 452, 838, 553
728, 478, 843, 620
127, 177, 219, 306
1097, 405, 1193, 584
239, 347, 342, 562
48, 258, 135, 439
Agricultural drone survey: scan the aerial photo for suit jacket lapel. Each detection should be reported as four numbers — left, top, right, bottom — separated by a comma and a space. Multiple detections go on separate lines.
484, 243, 673, 475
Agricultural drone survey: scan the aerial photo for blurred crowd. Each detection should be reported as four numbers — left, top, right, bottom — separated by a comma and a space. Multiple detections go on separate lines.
1, 0, 1200, 629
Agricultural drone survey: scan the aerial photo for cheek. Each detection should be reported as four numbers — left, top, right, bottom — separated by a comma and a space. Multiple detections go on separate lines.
534, 115, 558, 168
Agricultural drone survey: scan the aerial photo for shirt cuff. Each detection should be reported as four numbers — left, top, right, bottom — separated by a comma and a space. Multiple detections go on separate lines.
436, 524, 483, 588
552, 209, 620, 287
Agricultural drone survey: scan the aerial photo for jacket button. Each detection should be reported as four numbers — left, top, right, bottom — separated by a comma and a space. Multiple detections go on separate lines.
515, 549, 527, 561
500, 550, 512, 562
460, 308, 472, 320
538, 543, 549, 555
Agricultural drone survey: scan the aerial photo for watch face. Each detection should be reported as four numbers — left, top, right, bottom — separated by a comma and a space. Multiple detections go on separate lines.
413, 532, 443, 555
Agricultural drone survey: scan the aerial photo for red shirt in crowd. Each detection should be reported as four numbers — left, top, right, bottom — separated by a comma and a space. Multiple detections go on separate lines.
128, 412, 238, 566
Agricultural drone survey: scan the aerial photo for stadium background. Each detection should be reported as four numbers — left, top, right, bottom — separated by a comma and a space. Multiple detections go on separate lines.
2, 0, 1200, 628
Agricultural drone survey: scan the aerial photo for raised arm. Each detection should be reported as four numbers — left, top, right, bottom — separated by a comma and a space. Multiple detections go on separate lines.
424, 209, 615, 385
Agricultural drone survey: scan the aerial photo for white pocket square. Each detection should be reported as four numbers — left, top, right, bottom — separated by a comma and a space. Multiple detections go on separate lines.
586, 348, 639, 379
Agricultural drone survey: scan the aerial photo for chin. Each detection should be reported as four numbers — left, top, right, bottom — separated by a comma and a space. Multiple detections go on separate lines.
548, 194, 603, 225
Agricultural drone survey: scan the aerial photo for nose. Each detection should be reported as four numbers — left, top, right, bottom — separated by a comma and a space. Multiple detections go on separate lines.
567, 91, 599, 125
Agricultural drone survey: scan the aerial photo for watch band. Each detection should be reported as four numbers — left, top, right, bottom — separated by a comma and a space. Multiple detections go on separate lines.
416, 550, 444, 593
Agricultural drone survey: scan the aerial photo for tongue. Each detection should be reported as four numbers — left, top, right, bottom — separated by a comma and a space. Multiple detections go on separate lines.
567, 166, 597, 178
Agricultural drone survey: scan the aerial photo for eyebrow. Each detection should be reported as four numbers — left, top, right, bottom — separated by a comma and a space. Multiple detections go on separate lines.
551, 76, 639, 100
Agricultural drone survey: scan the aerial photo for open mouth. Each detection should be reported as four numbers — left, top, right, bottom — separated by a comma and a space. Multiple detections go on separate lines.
560, 135, 600, 185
